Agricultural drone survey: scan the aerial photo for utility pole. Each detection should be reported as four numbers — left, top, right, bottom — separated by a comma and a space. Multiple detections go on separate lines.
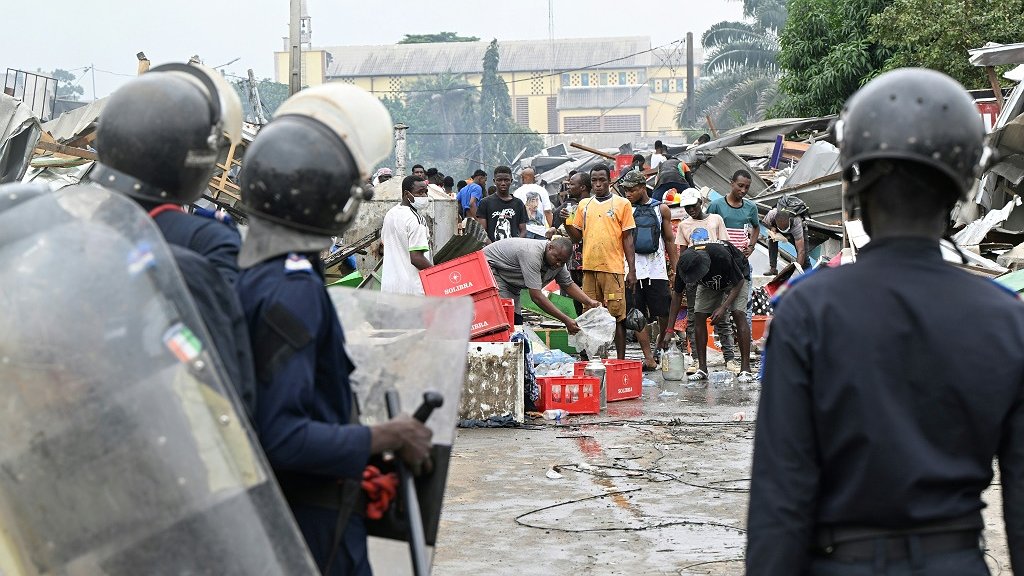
248, 69, 269, 125
288, 0, 302, 95
394, 123, 409, 177
686, 32, 696, 127
91, 63, 96, 101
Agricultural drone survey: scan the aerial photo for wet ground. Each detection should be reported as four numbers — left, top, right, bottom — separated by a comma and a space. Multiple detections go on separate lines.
373, 348, 1012, 575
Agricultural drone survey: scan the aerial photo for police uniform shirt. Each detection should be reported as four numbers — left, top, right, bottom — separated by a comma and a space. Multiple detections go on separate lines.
746, 237, 1024, 574
154, 210, 242, 286
236, 253, 372, 574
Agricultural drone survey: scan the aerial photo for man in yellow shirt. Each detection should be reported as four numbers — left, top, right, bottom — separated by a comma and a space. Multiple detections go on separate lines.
566, 163, 637, 359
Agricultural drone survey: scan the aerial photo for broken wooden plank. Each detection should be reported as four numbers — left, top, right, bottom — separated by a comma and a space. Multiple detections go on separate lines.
34, 141, 97, 161
569, 142, 615, 160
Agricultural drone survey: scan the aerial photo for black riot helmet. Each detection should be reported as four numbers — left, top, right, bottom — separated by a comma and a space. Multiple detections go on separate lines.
239, 84, 393, 236
94, 63, 242, 204
836, 68, 990, 199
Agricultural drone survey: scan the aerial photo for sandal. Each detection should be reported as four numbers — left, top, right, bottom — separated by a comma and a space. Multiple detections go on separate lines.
737, 371, 756, 383
688, 369, 708, 382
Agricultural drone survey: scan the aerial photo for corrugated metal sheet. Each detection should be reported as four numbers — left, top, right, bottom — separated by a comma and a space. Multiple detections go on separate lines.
41, 98, 106, 143
556, 85, 649, 110
969, 42, 1024, 67
0, 93, 41, 183
325, 36, 652, 78
692, 147, 769, 197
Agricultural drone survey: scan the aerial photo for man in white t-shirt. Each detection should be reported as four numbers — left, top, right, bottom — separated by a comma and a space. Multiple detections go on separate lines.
650, 140, 668, 169
381, 175, 432, 294
513, 167, 553, 240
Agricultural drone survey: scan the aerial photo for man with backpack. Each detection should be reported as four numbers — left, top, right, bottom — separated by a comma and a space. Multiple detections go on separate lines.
763, 195, 810, 274
622, 169, 677, 370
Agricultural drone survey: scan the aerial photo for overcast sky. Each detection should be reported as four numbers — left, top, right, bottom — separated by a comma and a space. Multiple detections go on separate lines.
1, 0, 743, 99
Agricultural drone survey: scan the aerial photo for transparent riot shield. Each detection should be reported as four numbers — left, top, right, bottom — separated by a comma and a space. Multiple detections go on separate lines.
328, 287, 472, 546
0, 184, 318, 575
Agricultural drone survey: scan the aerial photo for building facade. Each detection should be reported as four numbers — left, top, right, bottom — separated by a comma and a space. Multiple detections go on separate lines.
275, 36, 699, 147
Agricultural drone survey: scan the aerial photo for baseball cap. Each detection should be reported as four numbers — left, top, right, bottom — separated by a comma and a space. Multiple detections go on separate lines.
678, 247, 711, 285
679, 189, 700, 207
619, 169, 648, 189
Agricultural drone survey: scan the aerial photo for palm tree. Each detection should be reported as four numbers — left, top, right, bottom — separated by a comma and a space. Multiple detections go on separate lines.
677, 0, 787, 132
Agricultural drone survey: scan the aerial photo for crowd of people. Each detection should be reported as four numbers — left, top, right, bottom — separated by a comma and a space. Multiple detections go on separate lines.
375, 141, 763, 384
5, 58, 1018, 576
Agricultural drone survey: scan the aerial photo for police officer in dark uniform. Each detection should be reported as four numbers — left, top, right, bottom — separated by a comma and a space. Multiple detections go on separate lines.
88, 62, 256, 417
747, 68, 1024, 575
92, 62, 243, 286
234, 84, 433, 576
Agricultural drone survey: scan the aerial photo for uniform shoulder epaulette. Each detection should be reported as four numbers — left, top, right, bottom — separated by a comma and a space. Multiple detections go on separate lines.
284, 253, 315, 275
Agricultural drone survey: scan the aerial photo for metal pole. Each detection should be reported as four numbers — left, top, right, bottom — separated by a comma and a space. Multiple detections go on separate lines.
686, 32, 696, 127
394, 123, 409, 177
288, 0, 302, 96
91, 64, 96, 101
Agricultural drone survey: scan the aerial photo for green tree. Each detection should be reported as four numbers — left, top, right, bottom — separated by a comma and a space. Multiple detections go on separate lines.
45, 69, 84, 101
870, 0, 1024, 89
773, 0, 894, 117
677, 0, 787, 132
398, 32, 480, 44
477, 39, 542, 167
232, 78, 289, 123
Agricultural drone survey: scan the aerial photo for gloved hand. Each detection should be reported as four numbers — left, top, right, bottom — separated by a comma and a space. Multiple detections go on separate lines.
361, 465, 399, 520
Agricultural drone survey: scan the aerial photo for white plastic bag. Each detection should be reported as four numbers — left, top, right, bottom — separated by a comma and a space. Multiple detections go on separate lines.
568, 307, 616, 358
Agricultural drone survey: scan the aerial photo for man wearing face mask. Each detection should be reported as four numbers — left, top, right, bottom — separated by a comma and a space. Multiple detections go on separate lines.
381, 174, 433, 294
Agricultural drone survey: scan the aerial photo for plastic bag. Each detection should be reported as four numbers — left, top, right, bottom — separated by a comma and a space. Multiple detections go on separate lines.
568, 307, 617, 358
622, 307, 647, 332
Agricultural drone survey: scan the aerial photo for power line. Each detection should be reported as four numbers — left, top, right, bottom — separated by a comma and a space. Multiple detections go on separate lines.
360, 38, 686, 95
408, 129, 690, 135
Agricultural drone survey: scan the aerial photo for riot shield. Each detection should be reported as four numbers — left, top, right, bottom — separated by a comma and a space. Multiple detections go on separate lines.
328, 287, 472, 546
0, 184, 318, 575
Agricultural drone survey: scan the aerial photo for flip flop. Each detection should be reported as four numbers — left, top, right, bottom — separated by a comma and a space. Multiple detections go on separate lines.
737, 371, 756, 383
688, 369, 708, 382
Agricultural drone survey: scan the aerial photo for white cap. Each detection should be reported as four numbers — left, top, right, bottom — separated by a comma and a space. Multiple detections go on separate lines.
680, 189, 701, 207
274, 83, 393, 180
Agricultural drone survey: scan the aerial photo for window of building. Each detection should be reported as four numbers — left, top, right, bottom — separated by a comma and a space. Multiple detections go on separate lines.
580, 73, 589, 87
619, 72, 627, 85
636, 70, 646, 83
515, 97, 530, 127
547, 97, 558, 133
603, 114, 642, 133
600, 73, 608, 85
561, 73, 570, 86
564, 116, 600, 133
677, 79, 686, 93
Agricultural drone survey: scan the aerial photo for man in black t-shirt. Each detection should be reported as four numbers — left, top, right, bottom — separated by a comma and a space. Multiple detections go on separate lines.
666, 241, 753, 382
476, 165, 527, 242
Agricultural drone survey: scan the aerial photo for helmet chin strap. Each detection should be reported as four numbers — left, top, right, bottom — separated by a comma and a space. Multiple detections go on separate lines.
90, 163, 172, 202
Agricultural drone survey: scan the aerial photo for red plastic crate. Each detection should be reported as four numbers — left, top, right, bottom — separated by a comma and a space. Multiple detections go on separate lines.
471, 327, 511, 342
572, 359, 643, 402
470, 288, 511, 338
500, 298, 515, 327
536, 376, 601, 414
603, 359, 643, 401
420, 250, 496, 298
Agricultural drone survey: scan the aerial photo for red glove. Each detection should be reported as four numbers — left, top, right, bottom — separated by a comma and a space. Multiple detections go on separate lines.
361, 465, 399, 520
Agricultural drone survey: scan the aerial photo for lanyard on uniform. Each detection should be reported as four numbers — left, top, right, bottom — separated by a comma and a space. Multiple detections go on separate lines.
147, 204, 184, 218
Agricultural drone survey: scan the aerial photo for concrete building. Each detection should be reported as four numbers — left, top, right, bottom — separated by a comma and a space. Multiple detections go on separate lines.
275, 36, 700, 147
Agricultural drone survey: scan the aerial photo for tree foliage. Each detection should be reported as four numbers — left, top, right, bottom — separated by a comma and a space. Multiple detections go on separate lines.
773, 0, 894, 117
869, 0, 1024, 89
677, 0, 786, 132
42, 68, 84, 101
398, 32, 480, 44
380, 40, 542, 179
232, 78, 290, 123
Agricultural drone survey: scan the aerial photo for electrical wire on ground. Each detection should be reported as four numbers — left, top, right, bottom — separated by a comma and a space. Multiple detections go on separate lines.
514, 488, 747, 535
677, 558, 745, 575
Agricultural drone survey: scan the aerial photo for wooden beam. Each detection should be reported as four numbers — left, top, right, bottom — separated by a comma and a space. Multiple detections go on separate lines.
705, 114, 719, 139
569, 142, 616, 160
34, 141, 97, 160
985, 66, 1005, 112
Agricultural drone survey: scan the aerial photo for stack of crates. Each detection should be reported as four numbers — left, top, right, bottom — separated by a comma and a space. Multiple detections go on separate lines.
419, 251, 512, 342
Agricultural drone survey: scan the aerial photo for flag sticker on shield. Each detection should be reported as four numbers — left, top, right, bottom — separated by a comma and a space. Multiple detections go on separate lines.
163, 322, 203, 363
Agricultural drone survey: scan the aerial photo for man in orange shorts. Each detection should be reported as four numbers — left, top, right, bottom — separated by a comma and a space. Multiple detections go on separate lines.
566, 163, 636, 359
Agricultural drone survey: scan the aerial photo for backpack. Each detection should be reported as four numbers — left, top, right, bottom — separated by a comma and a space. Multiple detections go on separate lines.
657, 158, 687, 186
776, 194, 809, 218
632, 200, 662, 255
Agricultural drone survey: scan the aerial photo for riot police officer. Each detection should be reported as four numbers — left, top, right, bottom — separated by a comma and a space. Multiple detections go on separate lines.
87, 62, 256, 417
747, 68, 1023, 575
234, 84, 433, 576
92, 62, 244, 286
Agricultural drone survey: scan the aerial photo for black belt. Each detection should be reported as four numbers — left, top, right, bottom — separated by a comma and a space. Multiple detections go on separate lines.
814, 512, 983, 561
